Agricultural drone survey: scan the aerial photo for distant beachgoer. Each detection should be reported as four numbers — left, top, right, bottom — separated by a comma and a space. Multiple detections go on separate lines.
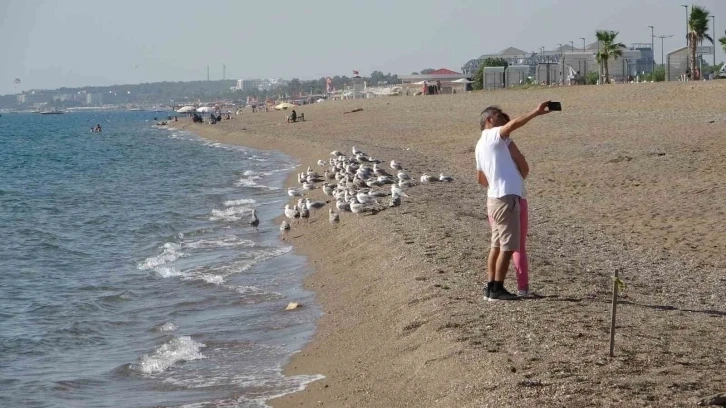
95, 124, 102, 132
475, 102, 551, 301
290, 109, 297, 122
90, 127, 95, 133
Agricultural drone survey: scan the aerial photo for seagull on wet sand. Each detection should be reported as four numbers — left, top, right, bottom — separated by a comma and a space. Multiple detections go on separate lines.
391, 184, 409, 198
284, 204, 300, 223
390, 160, 404, 171
305, 198, 326, 212
288, 187, 304, 197
280, 220, 291, 240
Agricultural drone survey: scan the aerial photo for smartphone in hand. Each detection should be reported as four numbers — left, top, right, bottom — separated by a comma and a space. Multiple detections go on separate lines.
547, 102, 562, 111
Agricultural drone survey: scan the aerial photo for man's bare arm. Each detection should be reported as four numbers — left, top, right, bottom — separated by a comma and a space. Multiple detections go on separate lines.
508, 141, 529, 179
500, 101, 550, 138
477, 170, 488, 187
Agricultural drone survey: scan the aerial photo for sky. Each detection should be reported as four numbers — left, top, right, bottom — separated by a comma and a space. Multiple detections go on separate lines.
1, 0, 725, 95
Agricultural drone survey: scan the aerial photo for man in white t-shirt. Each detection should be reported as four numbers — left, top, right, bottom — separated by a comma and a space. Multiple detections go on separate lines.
475, 102, 551, 301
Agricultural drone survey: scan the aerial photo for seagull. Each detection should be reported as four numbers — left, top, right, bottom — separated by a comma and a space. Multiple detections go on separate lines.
324, 170, 336, 180
397, 171, 410, 181
317, 160, 326, 167
356, 192, 377, 205
284, 204, 300, 222
329, 208, 340, 224
248, 209, 259, 231
391, 184, 409, 198
349, 198, 374, 216
305, 198, 326, 211
302, 181, 315, 190
389, 195, 401, 207
336, 198, 350, 212
390, 160, 404, 171
399, 179, 414, 188
373, 164, 391, 177
288, 187, 304, 197
331, 150, 343, 157
352, 146, 363, 155
280, 220, 290, 240
420, 173, 436, 183
368, 190, 388, 198
299, 205, 310, 222
322, 183, 334, 196
439, 173, 454, 182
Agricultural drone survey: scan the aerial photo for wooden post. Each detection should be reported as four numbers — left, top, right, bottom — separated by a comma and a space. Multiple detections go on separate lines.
609, 268, 619, 357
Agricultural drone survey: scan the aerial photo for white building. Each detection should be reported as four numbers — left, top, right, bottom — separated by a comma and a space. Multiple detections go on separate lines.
86, 93, 103, 106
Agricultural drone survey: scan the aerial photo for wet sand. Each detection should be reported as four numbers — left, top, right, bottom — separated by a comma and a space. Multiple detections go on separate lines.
179, 81, 726, 407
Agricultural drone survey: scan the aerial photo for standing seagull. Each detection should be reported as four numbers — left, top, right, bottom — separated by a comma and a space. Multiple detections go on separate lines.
329, 208, 340, 224
280, 220, 291, 240
248, 209, 259, 231
390, 160, 404, 171
299, 205, 310, 223
284, 204, 300, 223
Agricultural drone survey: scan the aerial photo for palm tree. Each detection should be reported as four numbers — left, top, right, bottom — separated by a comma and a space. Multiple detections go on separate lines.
719, 30, 726, 54
687, 5, 714, 80
595, 30, 625, 84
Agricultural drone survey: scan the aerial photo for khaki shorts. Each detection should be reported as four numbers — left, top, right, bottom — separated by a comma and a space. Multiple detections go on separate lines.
487, 195, 521, 252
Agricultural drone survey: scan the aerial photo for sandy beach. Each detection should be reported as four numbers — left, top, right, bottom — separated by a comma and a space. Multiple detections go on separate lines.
178, 81, 726, 407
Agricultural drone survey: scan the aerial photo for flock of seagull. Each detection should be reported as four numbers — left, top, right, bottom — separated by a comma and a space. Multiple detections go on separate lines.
247, 146, 454, 239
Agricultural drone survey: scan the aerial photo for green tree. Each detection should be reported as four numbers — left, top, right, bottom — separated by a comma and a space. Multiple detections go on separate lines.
472, 58, 509, 90
718, 30, 726, 53
595, 30, 625, 84
420, 68, 436, 74
687, 5, 714, 80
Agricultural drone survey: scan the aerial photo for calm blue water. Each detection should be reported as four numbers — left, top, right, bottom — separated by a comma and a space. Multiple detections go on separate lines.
0, 112, 321, 408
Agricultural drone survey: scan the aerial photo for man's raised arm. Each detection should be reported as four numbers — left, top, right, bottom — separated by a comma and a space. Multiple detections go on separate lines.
500, 101, 551, 138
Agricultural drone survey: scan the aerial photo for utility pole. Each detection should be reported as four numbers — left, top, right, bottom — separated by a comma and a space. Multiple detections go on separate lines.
713, 16, 716, 69
648, 26, 655, 74
581, 37, 586, 52
570, 41, 574, 53
223, 64, 226, 80
682, 5, 689, 73
656, 34, 674, 79
207, 65, 210, 81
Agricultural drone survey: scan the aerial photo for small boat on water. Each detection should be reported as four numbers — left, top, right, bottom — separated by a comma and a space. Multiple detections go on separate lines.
40, 109, 64, 115
129, 108, 144, 111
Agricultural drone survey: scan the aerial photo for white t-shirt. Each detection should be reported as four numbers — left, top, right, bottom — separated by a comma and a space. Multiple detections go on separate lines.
475, 126, 525, 198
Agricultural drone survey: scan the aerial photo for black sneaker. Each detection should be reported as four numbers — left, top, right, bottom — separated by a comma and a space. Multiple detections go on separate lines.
488, 287, 521, 301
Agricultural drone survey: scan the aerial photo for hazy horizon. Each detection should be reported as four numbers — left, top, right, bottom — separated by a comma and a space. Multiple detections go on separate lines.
2, 0, 725, 94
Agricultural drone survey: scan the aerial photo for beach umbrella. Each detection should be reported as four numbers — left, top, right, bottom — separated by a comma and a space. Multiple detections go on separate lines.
196, 106, 213, 113
274, 102, 296, 110
176, 106, 195, 113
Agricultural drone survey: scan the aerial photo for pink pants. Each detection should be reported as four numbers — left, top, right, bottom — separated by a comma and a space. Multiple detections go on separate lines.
488, 198, 529, 291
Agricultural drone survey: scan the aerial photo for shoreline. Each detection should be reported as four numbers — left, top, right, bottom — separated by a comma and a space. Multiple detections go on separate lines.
176, 82, 726, 407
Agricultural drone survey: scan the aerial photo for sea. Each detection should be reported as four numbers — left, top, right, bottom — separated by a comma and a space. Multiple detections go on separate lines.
0, 111, 322, 408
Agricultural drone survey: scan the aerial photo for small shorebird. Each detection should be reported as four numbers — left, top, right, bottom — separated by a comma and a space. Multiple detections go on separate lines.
330, 150, 343, 157
329, 208, 340, 224
397, 171, 410, 181
352, 146, 363, 155
248, 209, 259, 231
317, 160, 326, 167
439, 173, 454, 182
280, 220, 290, 240
336, 198, 350, 212
302, 181, 315, 190
390, 160, 404, 171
